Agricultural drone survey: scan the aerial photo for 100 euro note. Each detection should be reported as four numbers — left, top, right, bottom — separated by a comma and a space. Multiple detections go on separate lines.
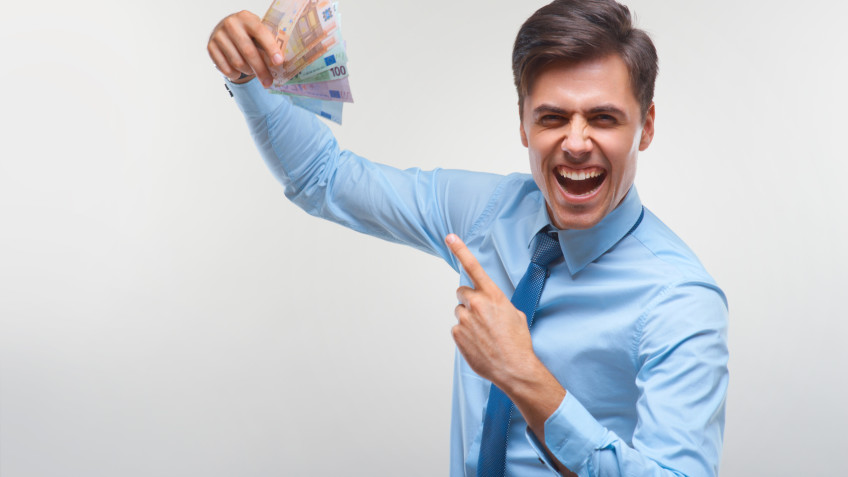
286, 64, 348, 85
293, 42, 348, 79
262, 0, 351, 124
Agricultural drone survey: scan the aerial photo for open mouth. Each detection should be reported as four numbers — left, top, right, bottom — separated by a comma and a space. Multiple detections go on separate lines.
555, 167, 607, 197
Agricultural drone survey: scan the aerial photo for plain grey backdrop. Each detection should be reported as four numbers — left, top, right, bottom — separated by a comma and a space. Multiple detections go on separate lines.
1, 0, 846, 475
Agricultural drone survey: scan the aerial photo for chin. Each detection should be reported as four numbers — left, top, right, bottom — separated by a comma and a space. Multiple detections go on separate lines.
551, 207, 605, 231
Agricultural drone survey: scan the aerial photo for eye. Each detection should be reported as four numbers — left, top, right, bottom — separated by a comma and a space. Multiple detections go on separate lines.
539, 115, 567, 127
593, 114, 619, 126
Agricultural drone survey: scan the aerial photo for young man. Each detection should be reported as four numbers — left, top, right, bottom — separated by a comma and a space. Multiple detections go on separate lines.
208, 1, 728, 475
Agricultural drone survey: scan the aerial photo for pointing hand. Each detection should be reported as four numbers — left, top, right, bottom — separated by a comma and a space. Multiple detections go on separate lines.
445, 234, 537, 388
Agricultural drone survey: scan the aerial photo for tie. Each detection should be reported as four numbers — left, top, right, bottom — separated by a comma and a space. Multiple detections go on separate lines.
477, 230, 563, 477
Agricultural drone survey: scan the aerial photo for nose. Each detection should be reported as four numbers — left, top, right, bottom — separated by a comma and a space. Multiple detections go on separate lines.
561, 117, 592, 159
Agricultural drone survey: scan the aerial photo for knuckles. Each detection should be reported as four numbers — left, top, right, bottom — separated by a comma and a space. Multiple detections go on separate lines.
221, 16, 240, 33
235, 10, 256, 21
213, 11, 259, 42
469, 290, 499, 312
455, 286, 472, 303
221, 11, 257, 34
230, 57, 248, 71
208, 11, 267, 77
465, 294, 485, 310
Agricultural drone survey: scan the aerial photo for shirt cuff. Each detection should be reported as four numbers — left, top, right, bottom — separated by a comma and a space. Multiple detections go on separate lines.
226, 77, 289, 118
525, 427, 561, 475
544, 392, 609, 474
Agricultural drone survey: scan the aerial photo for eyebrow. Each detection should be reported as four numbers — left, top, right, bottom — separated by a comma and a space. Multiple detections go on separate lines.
587, 104, 627, 117
533, 105, 569, 118
533, 103, 627, 119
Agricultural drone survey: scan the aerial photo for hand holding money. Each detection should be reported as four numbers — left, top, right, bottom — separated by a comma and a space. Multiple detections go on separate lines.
207, 10, 283, 88
209, 2, 353, 124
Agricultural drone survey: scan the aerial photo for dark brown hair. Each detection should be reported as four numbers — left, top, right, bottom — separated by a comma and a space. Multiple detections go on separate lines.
513, 0, 658, 119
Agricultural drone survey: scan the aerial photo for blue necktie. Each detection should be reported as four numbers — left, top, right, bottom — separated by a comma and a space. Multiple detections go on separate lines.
477, 230, 563, 477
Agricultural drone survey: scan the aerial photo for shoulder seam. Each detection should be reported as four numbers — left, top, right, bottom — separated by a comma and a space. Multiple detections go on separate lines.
466, 174, 514, 242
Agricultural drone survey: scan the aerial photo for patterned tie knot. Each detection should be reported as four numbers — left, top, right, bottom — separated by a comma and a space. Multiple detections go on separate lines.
531, 230, 562, 268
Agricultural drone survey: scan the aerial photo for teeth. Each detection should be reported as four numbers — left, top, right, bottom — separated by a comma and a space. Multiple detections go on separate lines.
557, 169, 603, 180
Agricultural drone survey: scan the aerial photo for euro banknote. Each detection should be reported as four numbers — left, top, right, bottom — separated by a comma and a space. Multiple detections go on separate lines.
262, 0, 351, 123
294, 43, 348, 79
262, 0, 310, 66
276, 27, 341, 84
265, 0, 339, 84
274, 77, 353, 103
282, 1, 338, 61
287, 95, 344, 124
285, 62, 348, 85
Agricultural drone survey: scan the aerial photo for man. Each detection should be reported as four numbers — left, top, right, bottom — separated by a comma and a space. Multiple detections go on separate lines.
207, 1, 728, 475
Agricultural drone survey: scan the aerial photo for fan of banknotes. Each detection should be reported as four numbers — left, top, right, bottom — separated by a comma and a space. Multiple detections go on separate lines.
262, 0, 352, 124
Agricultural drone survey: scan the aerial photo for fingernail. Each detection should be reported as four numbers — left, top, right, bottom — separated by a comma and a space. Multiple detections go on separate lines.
446, 234, 456, 244
273, 53, 283, 64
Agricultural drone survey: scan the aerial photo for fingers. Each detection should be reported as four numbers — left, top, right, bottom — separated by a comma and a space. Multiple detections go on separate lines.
228, 22, 274, 86
446, 234, 495, 291
245, 15, 284, 65
208, 41, 239, 81
209, 35, 250, 81
208, 11, 284, 87
452, 305, 471, 346
450, 323, 464, 350
454, 303, 467, 322
456, 286, 473, 307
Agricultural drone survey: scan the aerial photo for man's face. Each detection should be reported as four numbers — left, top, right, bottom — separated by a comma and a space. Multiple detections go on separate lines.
520, 54, 655, 230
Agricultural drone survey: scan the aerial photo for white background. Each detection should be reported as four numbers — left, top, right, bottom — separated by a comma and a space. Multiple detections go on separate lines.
1, 1, 846, 475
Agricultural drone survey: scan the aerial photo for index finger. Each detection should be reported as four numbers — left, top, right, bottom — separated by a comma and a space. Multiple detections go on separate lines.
446, 234, 496, 291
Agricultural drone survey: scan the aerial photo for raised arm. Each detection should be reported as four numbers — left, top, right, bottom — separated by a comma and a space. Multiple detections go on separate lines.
206, 11, 508, 265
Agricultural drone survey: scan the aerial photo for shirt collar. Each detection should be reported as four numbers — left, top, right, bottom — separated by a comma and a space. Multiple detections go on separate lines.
528, 187, 644, 276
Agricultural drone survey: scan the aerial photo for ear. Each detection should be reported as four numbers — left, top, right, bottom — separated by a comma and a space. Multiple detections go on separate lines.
638, 103, 655, 151
520, 121, 529, 148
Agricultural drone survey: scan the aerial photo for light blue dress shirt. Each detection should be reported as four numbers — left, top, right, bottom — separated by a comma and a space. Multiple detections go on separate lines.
228, 79, 729, 477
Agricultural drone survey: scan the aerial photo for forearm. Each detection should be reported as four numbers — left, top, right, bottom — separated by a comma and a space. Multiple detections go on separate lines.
228, 77, 335, 193
501, 360, 573, 475
229, 76, 355, 220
